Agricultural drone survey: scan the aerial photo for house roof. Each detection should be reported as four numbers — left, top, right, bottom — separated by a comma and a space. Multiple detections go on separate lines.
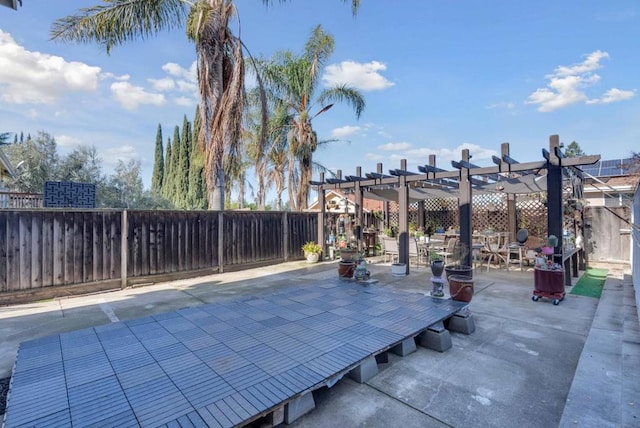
308, 190, 380, 213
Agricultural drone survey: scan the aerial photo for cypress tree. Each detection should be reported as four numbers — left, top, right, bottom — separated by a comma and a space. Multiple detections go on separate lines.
179, 115, 191, 207
188, 107, 207, 209
162, 137, 173, 200
151, 124, 164, 194
13, 134, 17, 144
170, 125, 182, 207
19, 131, 23, 143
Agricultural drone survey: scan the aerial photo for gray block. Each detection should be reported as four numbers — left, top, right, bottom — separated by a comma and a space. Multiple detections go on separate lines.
390, 338, 417, 357
446, 313, 476, 334
418, 328, 452, 352
266, 405, 284, 426
284, 392, 315, 424
347, 356, 379, 383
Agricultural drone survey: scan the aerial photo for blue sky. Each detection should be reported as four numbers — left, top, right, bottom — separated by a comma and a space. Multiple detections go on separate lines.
1, 0, 638, 195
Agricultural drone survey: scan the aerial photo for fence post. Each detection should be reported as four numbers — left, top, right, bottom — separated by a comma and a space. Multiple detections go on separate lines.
283, 212, 289, 262
121, 210, 128, 289
218, 211, 224, 273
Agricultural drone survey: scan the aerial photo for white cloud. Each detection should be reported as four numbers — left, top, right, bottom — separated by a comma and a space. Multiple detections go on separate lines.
148, 77, 176, 91
56, 135, 82, 148
589, 88, 636, 104
404, 143, 499, 165
365, 153, 384, 161
379, 142, 412, 151
174, 96, 196, 107
331, 125, 361, 138
486, 102, 516, 110
323, 60, 394, 91
110, 81, 166, 110
103, 145, 139, 167
553, 50, 609, 76
526, 50, 634, 112
0, 29, 101, 104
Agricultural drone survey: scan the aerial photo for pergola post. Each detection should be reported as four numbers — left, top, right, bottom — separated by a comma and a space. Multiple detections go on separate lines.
398, 159, 410, 274
503, 144, 517, 241
355, 166, 363, 251
546, 135, 564, 254
318, 172, 326, 258
458, 150, 473, 268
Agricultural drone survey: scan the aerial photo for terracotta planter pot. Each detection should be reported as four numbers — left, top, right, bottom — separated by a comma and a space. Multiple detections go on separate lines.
340, 249, 357, 262
448, 275, 474, 302
338, 261, 355, 278
444, 264, 473, 280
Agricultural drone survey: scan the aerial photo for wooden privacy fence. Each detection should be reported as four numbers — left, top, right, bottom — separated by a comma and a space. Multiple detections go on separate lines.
0, 210, 318, 298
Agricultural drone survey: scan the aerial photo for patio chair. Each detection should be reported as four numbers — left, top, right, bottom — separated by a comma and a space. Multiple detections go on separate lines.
408, 238, 424, 266
506, 229, 529, 271
436, 237, 458, 265
381, 236, 399, 263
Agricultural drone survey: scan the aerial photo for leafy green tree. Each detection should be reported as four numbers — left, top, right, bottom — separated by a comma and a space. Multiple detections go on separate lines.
258, 25, 365, 210
51, 0, 360, 211
57, 145, 104, 184
4, 131, 59, 193
565, 141, 585, 157
151, 123, 164, 194
99, 159, 172, 209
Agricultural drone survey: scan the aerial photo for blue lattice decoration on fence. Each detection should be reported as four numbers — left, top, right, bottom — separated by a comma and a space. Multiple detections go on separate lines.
43, 181, 96, 208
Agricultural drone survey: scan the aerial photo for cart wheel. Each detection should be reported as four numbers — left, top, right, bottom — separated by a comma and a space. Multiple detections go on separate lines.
532, 295, 539, 302
553, 299, 560, 305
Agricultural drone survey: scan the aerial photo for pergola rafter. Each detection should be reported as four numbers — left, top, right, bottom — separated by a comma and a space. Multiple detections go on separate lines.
314, 135, 600, 276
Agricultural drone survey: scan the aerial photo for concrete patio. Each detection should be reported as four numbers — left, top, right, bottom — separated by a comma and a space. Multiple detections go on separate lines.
1, 259, 637, 427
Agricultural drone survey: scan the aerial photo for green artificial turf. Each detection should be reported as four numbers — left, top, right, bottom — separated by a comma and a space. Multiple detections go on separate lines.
570, 268, 608, 298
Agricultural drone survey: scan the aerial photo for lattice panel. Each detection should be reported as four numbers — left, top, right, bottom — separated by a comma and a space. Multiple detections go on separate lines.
472, 194, 508, 232
43, 181, 96, 208
515, 194, 548, 240
384, 193, 549, 239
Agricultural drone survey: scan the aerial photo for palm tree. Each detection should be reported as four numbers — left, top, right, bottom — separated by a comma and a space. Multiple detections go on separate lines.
259, 25, 365, 210
50, 0, 360, 211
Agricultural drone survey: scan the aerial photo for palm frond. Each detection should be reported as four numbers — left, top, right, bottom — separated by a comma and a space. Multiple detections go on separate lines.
317, 85, 365, 119
50, 0, 188, 53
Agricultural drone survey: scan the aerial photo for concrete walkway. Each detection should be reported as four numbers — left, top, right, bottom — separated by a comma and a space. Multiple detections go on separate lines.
1, 259, 638, 427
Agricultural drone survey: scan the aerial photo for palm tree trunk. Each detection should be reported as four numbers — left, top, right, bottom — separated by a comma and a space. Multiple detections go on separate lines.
297, 153, 312, 210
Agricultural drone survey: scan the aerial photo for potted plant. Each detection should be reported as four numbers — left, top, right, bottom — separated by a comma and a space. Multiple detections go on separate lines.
429, 251, 445, 277
444, 242, 473, 280
302, 241, 322, 263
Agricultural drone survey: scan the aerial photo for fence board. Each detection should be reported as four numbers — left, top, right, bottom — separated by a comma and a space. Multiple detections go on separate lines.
93, 212, 104, 281
30, 213, 42, 289
42, 213, 54, 287
19, 214, 31, 290
0, 212, 6, 292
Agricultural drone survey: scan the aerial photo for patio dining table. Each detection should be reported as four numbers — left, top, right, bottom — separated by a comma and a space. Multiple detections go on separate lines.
474, 232, 510, 271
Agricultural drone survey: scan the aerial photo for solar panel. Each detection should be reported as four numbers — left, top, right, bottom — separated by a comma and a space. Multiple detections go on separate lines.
581, 157, 634, 177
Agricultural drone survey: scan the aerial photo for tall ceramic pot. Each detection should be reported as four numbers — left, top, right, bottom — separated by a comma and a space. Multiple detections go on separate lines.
430, 260, 445, 277
448, 275, 474, 302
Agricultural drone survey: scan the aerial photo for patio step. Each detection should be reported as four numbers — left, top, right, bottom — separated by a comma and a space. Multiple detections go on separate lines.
559, 273, 640, 427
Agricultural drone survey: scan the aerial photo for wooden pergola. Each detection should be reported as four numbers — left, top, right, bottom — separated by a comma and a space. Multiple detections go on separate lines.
313, 135, 600, 275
